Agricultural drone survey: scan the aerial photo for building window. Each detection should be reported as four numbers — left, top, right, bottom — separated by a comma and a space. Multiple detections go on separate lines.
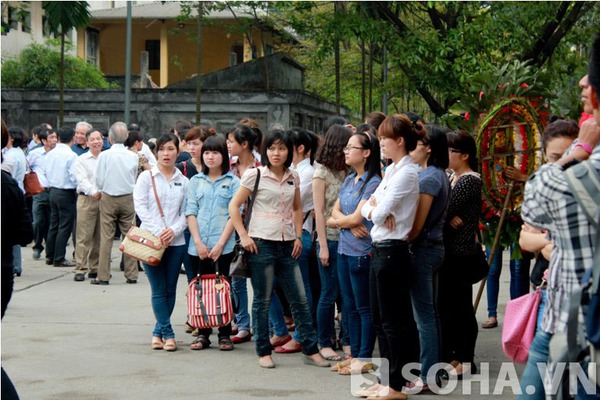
86, 28, 99, 65
230, 43, 243, 66
42, 15, 51, 37
265, 44, 273, 56
21, 10, 31, 33
8, 7, 19, 31
145, 40, 160, 70
293, 113, 304, 128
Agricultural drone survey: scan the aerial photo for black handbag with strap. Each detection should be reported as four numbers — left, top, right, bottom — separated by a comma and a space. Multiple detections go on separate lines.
229, 169, 261, 278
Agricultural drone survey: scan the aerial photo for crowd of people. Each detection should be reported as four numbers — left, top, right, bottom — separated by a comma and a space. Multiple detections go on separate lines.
2, 35, 599, 400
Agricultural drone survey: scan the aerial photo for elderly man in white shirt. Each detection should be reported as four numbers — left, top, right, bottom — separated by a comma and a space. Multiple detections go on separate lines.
45, 126, 78, 267
72, 129, 104, 282
93, 121, 140, 285
27, 128, 57, 260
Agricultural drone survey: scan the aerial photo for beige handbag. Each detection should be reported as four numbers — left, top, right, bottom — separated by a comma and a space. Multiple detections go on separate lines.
119, 174, 166, 267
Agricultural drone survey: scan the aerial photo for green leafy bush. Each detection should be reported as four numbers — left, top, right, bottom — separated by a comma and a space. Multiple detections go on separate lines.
1, 41, 116, 89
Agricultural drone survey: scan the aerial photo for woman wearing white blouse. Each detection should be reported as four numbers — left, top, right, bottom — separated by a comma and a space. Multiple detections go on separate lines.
133, 133, 188, 352
360, 114, 420, 400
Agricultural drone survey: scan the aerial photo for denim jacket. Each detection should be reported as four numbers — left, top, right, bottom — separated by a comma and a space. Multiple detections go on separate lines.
185, 172, 241, 255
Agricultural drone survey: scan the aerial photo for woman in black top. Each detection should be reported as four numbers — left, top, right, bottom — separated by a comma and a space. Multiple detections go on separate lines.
438, 130, 482, 379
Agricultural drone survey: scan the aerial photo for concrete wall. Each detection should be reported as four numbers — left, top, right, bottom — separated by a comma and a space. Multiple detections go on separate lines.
1, 88, 348, 137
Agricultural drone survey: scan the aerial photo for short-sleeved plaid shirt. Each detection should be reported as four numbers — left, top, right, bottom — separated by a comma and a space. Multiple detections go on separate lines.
521, 147, 600, 334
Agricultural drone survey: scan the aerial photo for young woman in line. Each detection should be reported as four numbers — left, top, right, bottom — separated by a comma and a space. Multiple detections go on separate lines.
133, 133, 188, 352
271, 127, 319, 354
308, 125, 352, 361
228, 129, 329, 369
185, 135, 240, 351
124, 130, 150, 176
405, 125, 450, 393
226, 124, 261, 345
327, 124, 382, 375
438, 130, 482, 378
175, 126, 216, 283
360, 114, 420, 400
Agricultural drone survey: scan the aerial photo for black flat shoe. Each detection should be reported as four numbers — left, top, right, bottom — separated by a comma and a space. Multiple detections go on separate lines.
126, 279, 137, 284
74, 274, 85, 282
90, 278, 109, 285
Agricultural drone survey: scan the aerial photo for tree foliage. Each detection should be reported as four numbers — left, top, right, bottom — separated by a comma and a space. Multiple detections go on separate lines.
1, 41, 114, 89
271, 1, 598, 122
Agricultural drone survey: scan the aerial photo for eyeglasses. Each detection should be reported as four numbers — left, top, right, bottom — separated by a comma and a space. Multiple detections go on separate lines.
449, 149, 462, 154
343, 146, 365, 152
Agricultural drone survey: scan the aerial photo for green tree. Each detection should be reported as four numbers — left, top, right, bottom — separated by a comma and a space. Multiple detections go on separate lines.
273, 1, 598, 121
42, 1, 91, 125
1, 41, 113, 89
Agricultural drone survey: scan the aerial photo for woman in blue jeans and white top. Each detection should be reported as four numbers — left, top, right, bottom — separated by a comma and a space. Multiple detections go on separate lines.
405, 125, 450, 392
185, 136, 240, 351
229, 129, 329, 369
328, 125, 382, 375
227, 124, 261, 345
133, 133, 188, 352
360, 114, 420, 400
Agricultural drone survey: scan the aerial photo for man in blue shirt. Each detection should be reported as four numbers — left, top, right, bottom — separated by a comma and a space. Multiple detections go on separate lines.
45, 126, 78, 267
71, 122, 92, 156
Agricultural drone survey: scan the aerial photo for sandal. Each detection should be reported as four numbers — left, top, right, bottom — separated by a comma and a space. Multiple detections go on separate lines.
218, 337, 234, 351
190, 335, 211, 350
151, 337, 164, 350
185, 321, 194, 334
163, 338, 177, 352
338, 360, 376, 375
330, 357, 352, 372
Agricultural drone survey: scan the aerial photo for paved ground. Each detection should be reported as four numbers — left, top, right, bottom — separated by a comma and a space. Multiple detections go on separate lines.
2, 243, 523, 399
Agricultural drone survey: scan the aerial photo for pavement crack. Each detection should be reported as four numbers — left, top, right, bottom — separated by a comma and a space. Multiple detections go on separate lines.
14, 272, 70, 292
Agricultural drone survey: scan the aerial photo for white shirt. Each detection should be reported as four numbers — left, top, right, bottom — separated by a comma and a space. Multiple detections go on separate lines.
361, 155, 419, 242
140, 142, 157, 168
133, 167, 188, 246
45, 143, 78, 189
74, 151, 100, 196
1, 147, 26, 193
95, 143, 139, 196
26, 146, 50, 188
292, 158, 316, 232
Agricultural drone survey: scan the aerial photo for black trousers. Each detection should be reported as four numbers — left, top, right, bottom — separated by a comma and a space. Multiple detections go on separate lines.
370, 242, 419, 391
190, 251, 235, 339
46, 188, 76, 263
438, 253, 478, 364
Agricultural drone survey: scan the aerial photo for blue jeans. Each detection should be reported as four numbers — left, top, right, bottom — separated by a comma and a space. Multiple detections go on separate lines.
269, 281, 292, 337
486, 246, 531, 318
518, 330, 552, 400
248, 239, 318, 357
12, 245, 22, 275
316, 239, 339, 348
267, 232, 315, 339
144, 245, 185, 339
338, 253, 374, 358
409, 243, 444, 383
232, 277, 251, 331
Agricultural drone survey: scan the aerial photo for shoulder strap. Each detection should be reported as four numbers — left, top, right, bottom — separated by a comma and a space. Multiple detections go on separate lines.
150, 173, 167, 228
243, 168, 261, 228
183, 161, 187, 176
564, 161, 600, 229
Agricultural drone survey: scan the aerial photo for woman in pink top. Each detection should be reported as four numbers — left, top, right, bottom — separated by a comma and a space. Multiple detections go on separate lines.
229, 129, 329, 370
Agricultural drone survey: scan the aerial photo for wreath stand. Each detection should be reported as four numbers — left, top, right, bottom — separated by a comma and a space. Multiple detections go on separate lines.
471, 97, 545, 312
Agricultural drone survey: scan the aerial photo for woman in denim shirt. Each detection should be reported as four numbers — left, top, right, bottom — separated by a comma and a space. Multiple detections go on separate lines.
328, 126, 382, 375
185, 136, 240, 351
229, 129, 329, 369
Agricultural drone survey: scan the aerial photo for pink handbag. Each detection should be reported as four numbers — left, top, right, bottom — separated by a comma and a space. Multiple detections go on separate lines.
502, 289, 542, 364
